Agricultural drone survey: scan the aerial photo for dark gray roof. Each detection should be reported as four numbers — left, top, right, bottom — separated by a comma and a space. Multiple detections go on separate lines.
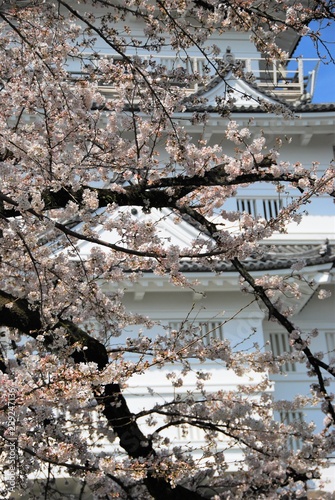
178, 242, 335, 273
288, 103, 335, 112
184, 101, 335, 114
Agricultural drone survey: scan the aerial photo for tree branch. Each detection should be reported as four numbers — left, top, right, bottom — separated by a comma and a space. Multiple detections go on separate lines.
0, 291, 206, 500
231, 257, 335, 422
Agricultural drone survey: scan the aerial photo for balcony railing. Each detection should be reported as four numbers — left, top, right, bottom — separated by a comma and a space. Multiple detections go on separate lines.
243, 57, 320, 103
67, 54, 320, 103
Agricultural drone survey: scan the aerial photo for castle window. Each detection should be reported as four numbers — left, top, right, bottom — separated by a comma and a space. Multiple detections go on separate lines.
279, 411, 304, 451
237, 197, 283, 220
326, 332, 335, 363
168, 321, 224, 347
269, 332, 296, 372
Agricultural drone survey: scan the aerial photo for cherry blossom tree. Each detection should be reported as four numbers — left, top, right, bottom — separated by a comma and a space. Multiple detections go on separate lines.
0, 1, 334, 498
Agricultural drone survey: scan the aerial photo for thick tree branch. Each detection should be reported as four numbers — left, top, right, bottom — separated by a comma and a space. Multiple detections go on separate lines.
40, 169, 317, 211
1, 160, 333, 222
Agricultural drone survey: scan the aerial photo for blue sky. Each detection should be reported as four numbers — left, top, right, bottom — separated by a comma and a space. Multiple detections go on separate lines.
293, 21, 335, 103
